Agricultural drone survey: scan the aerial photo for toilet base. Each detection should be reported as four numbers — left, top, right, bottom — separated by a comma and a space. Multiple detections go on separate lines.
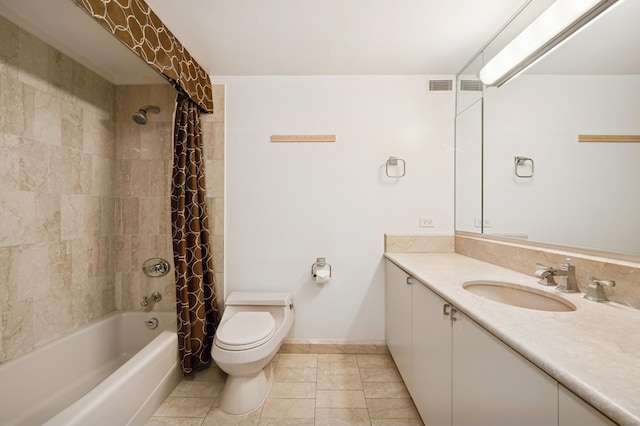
217, 362, 273, 415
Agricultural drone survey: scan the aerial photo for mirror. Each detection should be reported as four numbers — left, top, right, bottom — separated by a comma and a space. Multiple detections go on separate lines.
455, 0, 640, 255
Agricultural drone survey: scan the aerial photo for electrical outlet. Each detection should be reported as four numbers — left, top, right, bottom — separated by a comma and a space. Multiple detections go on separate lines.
420, 217, 435, 228
474, 218, 492, 228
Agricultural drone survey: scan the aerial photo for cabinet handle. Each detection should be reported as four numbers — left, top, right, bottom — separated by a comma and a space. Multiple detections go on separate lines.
443, 303, 451, 316
406, 276, 413, 285
450, 307, 458, 322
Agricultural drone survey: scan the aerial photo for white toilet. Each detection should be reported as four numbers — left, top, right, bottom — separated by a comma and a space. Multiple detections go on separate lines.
211, 291, 294, 415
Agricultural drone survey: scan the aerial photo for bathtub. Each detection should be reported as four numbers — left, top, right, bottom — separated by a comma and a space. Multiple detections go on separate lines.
0, 311, 181, 426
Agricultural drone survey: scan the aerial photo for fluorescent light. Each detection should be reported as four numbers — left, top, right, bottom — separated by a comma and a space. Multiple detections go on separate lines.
479, 0, 620, 87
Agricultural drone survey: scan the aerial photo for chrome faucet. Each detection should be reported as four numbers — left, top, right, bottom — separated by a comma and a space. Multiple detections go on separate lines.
555, 258, 579, 293
535, 263, 561, 286
141, 291, 163, 307
584, 277, 616, 302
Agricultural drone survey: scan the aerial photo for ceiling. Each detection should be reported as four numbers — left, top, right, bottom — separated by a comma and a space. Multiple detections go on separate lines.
144, 0, 530, 76
0, 0, 164, 84
0, 0, 529, 84
0, 0, 637, 85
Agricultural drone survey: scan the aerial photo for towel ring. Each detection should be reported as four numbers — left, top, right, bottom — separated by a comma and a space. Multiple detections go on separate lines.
386, 156, 406, 178
514, 156, 534, 178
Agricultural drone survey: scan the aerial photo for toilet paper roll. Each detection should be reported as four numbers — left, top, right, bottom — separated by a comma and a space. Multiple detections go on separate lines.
315, 267, 330, 284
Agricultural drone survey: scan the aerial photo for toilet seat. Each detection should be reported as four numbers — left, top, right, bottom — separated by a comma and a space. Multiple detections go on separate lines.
215, 311, 276, 351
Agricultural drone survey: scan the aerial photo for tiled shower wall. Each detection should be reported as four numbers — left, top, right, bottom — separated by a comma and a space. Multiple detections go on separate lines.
113, 84, 225, 312
0, 16, 225, 364
0, 16, 116, 363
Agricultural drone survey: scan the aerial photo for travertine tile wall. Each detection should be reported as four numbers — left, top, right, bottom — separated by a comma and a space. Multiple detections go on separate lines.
205, 86, 226, 302
113, 84, 225, 311
0, 16, 225, 364
0, 16, 116, 362
113, 84, 175, 312
384, 234, 455, 253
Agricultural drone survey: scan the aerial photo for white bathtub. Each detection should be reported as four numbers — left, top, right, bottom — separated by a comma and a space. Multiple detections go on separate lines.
0, 311, 181, 426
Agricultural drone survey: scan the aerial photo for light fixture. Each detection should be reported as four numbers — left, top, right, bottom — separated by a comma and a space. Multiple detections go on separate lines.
479, 0, 620, 87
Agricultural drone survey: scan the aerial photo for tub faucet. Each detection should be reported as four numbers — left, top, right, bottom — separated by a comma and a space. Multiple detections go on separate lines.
555, 258, 579, 293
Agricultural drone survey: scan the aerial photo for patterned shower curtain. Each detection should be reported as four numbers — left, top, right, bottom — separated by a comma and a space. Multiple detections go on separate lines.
171, 93, 220, 375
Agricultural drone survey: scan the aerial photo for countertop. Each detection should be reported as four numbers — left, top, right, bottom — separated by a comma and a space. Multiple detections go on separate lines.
384, 252, 640, 426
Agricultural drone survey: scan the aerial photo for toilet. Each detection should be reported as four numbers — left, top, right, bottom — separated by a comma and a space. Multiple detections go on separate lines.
211, 291, 294, 415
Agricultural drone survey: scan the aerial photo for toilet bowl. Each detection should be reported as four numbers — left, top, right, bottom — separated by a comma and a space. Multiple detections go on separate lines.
211, 291, 294, 415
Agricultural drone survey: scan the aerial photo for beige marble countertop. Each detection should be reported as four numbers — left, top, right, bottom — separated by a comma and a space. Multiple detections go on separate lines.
385, 252, 640, 426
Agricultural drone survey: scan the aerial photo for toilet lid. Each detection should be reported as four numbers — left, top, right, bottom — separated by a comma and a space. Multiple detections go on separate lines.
215, 311, 276, 350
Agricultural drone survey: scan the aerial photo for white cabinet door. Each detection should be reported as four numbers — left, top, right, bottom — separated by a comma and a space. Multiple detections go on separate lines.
452, 311, 558, 426
385, 260, 413, 389
559, 385, 616, 426
412, 282, 452, 426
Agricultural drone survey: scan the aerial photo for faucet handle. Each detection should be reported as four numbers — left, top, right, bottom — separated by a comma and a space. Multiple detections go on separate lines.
584, 277, 616, 302
560, 257, 573, 270
556, 258, 578, 293
535, 263, 557, 286
590, 277, 615, 287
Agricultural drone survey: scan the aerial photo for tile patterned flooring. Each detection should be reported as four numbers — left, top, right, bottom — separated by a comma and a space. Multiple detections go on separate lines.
145, 346, 424, 425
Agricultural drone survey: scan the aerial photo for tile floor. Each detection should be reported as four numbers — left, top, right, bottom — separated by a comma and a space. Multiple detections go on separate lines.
145, 347, 424, 426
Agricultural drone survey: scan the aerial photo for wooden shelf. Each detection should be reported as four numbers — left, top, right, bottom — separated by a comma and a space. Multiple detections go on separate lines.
271, 134, 336, 143
578, 134, 640, 143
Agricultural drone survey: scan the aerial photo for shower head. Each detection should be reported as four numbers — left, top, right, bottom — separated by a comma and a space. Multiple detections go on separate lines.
131, 105, 160, 125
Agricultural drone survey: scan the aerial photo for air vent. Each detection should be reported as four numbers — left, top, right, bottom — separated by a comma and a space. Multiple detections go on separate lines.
459, 79, 483, 92
427, 79, 454, 93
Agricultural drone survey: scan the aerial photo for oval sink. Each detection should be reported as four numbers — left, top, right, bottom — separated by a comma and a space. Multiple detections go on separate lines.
463, 280, 576, 312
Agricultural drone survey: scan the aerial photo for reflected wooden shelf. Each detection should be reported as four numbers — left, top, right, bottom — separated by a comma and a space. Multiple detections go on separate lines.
271, 134, 336, 143
578, 134, 640, 143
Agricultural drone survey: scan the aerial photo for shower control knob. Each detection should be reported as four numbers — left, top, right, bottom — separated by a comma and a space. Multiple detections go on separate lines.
142, 258, 171, 277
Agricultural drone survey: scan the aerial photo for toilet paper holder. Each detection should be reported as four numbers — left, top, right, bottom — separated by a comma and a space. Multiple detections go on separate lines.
311, 257, 332, 278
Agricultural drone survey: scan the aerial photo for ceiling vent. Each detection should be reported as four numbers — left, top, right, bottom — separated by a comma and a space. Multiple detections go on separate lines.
459, 79, 483, 92
427, 79, 454, 93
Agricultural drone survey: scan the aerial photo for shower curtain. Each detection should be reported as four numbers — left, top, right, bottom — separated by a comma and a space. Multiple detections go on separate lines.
171, 93, 219, 375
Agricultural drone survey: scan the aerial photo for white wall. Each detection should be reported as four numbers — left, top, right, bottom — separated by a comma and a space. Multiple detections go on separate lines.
483, 75, 640, 253
214, 75, 454, 342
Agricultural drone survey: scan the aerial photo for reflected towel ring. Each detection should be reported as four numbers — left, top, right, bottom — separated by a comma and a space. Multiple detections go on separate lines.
514, 156, 534, 178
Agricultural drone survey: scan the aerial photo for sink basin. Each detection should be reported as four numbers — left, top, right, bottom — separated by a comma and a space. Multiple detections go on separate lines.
463, 280, 576, 312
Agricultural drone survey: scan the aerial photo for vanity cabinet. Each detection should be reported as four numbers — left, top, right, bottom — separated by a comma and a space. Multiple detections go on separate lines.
559, 385, 616, 426
385, 258, 413, 390
386, 260, 573, 426
452, 309, 558, 426
411, 280, 452, 425
386, 259, 454, 424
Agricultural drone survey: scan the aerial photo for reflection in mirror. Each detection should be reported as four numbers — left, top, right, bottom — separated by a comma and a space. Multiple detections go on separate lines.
456, 0, 640, 256
455, 54, 483, 234
479, 0, 621, 87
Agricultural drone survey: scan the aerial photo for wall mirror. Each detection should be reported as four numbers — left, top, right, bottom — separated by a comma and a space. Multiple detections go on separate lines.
455, 0, 640, 256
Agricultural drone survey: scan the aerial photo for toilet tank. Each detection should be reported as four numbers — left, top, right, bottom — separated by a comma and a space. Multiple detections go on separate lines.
225, 292, 292, 307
